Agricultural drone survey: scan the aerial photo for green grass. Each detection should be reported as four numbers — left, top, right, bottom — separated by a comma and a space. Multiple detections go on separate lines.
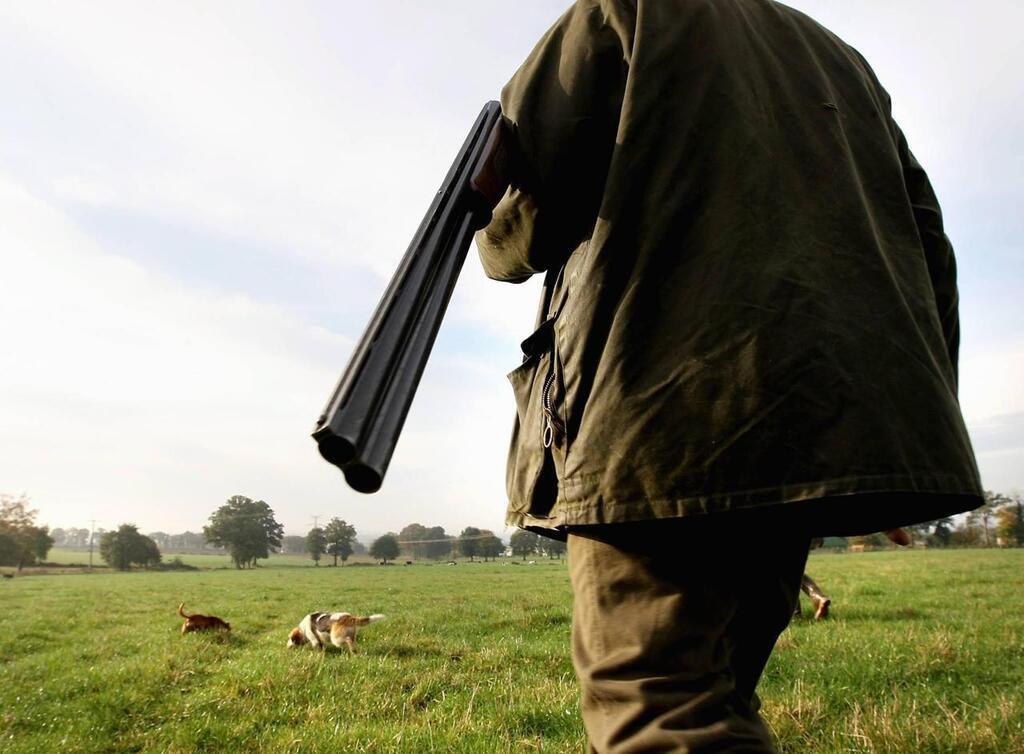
1, 551, 1022, 752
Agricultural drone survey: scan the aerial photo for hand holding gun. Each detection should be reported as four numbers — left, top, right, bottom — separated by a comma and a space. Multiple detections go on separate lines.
313, 102, 509, 493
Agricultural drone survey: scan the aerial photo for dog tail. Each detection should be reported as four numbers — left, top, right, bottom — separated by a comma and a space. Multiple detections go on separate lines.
334, 613, 386, 627
177, 603, 190, 619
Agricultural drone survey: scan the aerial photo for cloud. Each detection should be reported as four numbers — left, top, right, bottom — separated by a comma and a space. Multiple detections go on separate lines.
0, 1, 548, 538
0, 177, 338, 525
959, 341, 1024, 422
0, 3, 423, 280
0, 172, 527, 537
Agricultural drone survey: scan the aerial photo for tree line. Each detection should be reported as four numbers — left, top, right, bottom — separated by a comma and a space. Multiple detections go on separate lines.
305, 524, 514, 565
50, 528, 216, 551
30, 493, 525, 571
82, 496, 524, 569
0, 494, 54, 571
509, 530, 567, 559
18, 488, 1018, 573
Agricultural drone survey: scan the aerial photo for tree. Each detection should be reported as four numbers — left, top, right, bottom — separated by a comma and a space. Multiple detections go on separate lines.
904, 521, 934, 543
950, 520, 983, 547
61, 527, 89, 548
458, 527, 483, 561
306, 527, 326, 566
281, 535, 307, 554
0, 529, 17, 569
397, 523, 453, 561
370, 534, 400, 564
995, 499, 1024, 546
478, 530, 505, 561
33, 527, 55, 563
424, 526, 453, 560
0, 494, 54, 571
849, 532, 891, 549
399, 523, 430, 559
74, 527, 91, 548
167, 531, 203, 550
147, 531, 170, 549
139, 535, 161, 567
968, 491, 1011, 547
510, 530, 540, 559
99, 524, 161, 570
930, 517, 954, 547
203, 495, 283, 569
324, 518, 357, 566
540, 537, 567, 559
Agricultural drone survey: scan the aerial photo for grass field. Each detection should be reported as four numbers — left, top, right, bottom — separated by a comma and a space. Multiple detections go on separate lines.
2, 550, 1022, 753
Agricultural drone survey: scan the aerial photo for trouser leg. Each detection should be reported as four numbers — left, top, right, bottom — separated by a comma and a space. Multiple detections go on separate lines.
727, 551, 808, 705
568, 520, 808, 753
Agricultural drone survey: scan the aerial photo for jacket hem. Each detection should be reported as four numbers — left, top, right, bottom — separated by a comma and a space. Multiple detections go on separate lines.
505, 473, 983, 533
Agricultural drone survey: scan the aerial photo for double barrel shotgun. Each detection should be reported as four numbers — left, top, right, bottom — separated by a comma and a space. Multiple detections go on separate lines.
313, 102, 509, 493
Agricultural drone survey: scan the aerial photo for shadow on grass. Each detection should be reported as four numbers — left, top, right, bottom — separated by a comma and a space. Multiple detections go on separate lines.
514, 708, 577, 739
529, 613, 571, 628
380, 643, 449, 660
177, 630, 243, 648
827, 606, 926, 623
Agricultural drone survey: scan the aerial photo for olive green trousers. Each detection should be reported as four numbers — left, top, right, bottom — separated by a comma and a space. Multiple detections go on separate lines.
568, 519, 810, 753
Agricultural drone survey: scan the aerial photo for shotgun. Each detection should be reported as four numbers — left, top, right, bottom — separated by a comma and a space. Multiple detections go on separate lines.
313, 101, 508, 493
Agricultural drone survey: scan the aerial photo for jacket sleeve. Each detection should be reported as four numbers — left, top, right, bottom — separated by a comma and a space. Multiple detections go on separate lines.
476, 0, 630, 282
894, 125, 961, 387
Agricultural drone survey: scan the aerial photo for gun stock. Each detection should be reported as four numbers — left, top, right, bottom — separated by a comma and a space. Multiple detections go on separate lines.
313, 101, 507, 493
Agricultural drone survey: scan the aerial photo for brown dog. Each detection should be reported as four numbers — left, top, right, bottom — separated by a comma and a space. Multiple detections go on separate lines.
178, 603, 231, 634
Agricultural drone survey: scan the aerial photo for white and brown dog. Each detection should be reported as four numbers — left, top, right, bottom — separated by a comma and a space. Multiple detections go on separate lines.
286, 611, 385, 653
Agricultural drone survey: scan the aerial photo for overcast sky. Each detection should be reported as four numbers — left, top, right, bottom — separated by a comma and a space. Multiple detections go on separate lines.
1, 0, 1021, 541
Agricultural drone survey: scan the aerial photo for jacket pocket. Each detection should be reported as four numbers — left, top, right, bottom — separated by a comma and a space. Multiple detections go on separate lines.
506, 348, 557, 516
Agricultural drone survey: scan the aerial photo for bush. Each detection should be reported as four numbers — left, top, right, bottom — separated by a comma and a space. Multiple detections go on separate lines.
148, 557, 198, 572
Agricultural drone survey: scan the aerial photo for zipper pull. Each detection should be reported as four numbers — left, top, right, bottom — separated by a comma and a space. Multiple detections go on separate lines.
543, 417, 554, 448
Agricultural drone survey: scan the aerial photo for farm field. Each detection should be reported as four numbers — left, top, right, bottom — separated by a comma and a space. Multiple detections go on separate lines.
1, 550, 1023, 753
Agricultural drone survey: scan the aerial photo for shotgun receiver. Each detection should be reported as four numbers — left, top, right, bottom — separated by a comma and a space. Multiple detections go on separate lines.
313, 101, 508, 493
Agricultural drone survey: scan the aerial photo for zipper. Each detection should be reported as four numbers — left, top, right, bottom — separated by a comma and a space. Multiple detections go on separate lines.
541, 367, 565, 449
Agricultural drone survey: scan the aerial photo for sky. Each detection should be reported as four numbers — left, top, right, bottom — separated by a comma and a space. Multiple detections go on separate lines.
1, 1, 1021, 542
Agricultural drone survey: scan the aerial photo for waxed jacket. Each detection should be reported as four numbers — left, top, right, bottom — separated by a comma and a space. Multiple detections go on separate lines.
476, 0, 982, 535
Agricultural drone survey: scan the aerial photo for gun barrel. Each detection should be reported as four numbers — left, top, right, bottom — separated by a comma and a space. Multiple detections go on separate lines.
313, 101, 505, 492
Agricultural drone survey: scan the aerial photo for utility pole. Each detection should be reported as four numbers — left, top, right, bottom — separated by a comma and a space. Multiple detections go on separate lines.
88, 519, 96, 571
311, 515, 321, 531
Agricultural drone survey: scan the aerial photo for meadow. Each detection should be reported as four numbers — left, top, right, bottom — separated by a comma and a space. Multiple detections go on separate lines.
1, 550, 1022, 753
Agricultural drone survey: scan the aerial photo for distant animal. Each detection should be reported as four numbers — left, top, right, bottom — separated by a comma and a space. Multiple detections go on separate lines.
287, 611, 385, 653
2, 573, 13, 580
178, 603, 231, 634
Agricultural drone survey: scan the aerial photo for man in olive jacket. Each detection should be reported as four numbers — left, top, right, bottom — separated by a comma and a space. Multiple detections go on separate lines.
476, 0, 982, 751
